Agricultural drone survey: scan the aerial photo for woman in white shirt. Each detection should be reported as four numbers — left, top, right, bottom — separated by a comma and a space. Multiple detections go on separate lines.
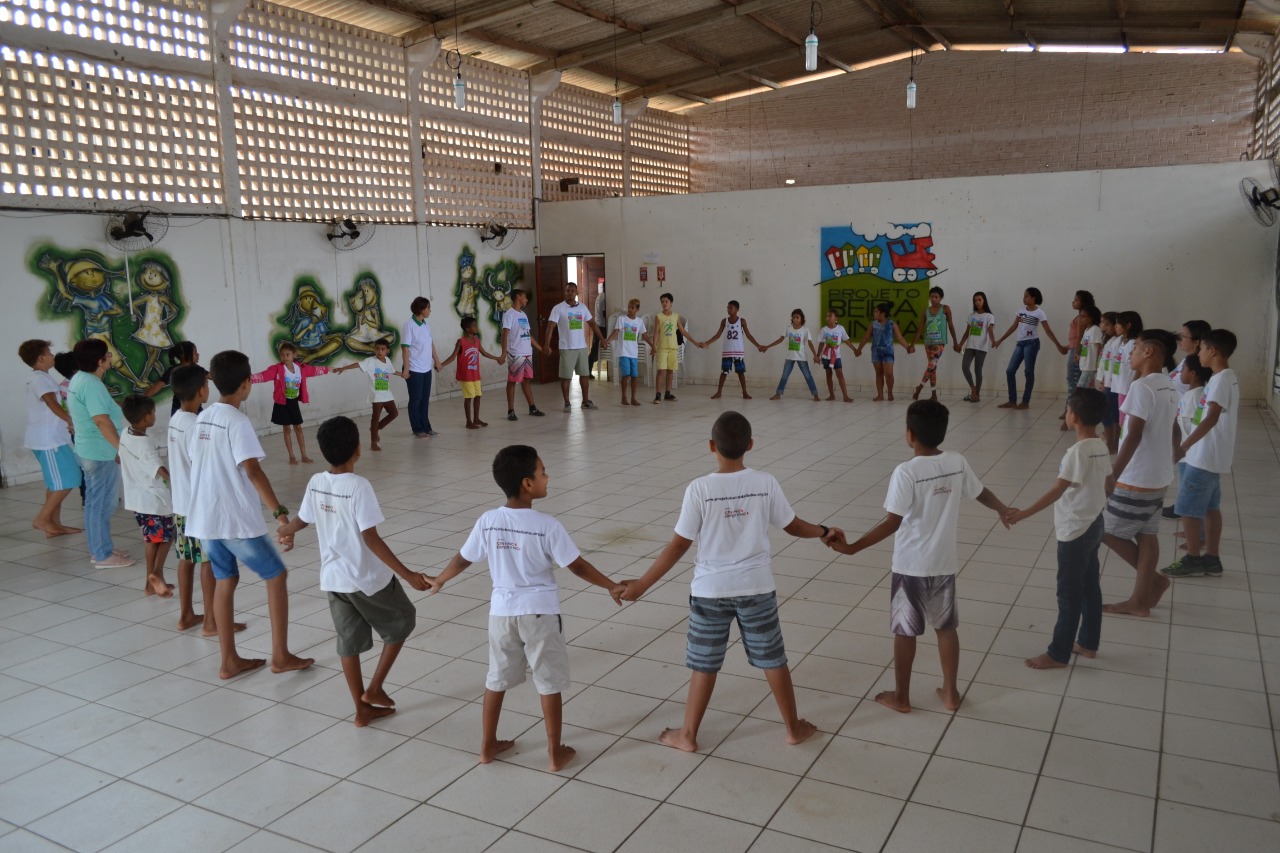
958, 291, 997, 403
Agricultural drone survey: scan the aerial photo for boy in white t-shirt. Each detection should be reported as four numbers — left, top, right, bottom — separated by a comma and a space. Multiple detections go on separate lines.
333, 339, 402, 451
119, 395, 176, 600
825, 401, 1011, 712
1101, 330, 1180, 618
18, 339, 80, 538
1006, 389, 1113, 669
1163, 330, 1239, 579
429, 445, 625, 771
603, 297, 652, 406
620, 411, 824, 751
278, 416, 431, 726
185, 350, 314, 680
500, 289, 546, 421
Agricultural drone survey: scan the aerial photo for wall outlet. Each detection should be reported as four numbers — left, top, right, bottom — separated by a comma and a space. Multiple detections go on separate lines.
740, 269, 752, 286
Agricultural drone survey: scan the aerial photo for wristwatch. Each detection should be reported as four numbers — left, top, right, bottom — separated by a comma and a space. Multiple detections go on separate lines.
273, 504, 289, 519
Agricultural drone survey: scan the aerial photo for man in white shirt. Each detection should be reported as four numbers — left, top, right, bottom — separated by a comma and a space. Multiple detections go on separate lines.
542, 283, 607, 413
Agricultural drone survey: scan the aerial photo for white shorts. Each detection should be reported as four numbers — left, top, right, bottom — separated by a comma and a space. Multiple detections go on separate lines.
487, 614, 570, 694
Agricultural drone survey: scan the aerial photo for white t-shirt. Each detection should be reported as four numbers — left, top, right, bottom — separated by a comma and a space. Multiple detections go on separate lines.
548, 301, 591, 350
884, 451, 984, 577
24, 370, 71, 450
1117, 372, 1178, 489
1014, 308, 1048, 342
360, 357, 397, 403
119, 431, 172, 516
1054, 438, 1111, 541
964, 312, 995, 352
167, 410, 197, 517
816, 324, 849, 360
1169, 356, 1191, 395
502, 309, 533, 357
460, 506, 580, 616
782, 326, 812, 361
1177, 386, 1203, 443
185, 402, 269, 540
674, 468, 795, 598
402, 316, 434, 373
298, 471, 391, 596
1078, 325, 1102, 373
1098, 338, 1116, 388
1113, 339, 1137, 396
613, 315, 647, 360
1186, 368, 1238, 474
721, 318, 746, 357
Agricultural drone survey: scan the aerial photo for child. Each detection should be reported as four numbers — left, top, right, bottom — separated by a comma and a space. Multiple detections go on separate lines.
761, 309, 820, 401
335, 339, 401, 451
958, 292, 996, 403
440, 316, 503, 430
251, 341, 333, 464
144, 340, 200, 415
1162, 330, 1238, 579
854, 302, 914, 400
168, 364, 238, 636
815, 310, 856, 402
910, 286, 959, 401
603, 298, 651, 406
1066, 305, 1103, 431
703, 300, 763, 400
1096, 312, 1121, 452
1110, 311, 1144, 425
1161, 319, 1211, 521
823, 401, 1011, 712
994, 287, 1067, 409
52, 350, 87, 508
118, 395, 175, 599
19, 339, 80, 538
277, 417, 432, 726
619, 411, 821, 750
1100, 329, 1179, 618
1005, 389, 1113, 669
651, 292, 703, 403
186, 350, 314, 679
427, 445, 626, 770
1062, 291, 1096, 420
501, 288, 546, 421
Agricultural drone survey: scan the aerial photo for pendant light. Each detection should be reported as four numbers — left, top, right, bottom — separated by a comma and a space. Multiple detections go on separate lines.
906, 47, 917, 109
612, 0, 623, 124
804, 2, 819, 72
446, 0, 465, 109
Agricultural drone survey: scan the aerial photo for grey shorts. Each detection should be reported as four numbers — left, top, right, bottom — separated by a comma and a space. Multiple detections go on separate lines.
890, 573, 958, 636
686, 592, 787, 673
488, 614, 570, 694
1103, 486, 1167, 539
327, 577, 416, 658
558, 348, 590, 379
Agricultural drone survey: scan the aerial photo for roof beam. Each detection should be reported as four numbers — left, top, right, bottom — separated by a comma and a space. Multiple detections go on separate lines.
723, 1, 853, 72
405, 0, 561, 45
893, 0, 953, 50
910, 15, 1272, 34
858, 0, 935, 53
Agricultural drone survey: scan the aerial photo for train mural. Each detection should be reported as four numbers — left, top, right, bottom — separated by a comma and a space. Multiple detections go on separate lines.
817, 223, 944, 341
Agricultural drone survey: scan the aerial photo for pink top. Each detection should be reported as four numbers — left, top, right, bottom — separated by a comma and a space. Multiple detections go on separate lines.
251, 362, 330, 405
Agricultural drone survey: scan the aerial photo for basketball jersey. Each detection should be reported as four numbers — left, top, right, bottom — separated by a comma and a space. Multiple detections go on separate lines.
722, 317, 745, 357
456, 337, 482, 382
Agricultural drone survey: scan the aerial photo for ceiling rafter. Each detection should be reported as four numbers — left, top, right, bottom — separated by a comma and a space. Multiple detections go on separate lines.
405, 0, 561, 44
893, 0, 953, 49
720, 0, 853, 73
858, 0, 935, 53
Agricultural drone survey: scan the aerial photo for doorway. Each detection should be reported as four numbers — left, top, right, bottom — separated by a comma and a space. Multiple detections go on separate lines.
534, 253, 606, 385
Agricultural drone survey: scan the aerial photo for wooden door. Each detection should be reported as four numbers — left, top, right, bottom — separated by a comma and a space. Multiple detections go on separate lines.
581, 255, 606, 320
534, 255, 565, 384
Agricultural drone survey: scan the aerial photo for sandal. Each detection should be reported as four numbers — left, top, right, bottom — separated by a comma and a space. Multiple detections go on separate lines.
962, 394, 973, 402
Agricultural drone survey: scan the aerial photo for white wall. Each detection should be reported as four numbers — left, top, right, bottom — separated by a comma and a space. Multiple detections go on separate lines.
539, 162, 1279, 411
0, 214, 532, 485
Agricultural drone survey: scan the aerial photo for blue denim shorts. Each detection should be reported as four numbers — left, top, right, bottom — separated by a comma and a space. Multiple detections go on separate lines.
720, 356, 746, 374
871, 346, 894, 364
686, 592, 787, 673
618, 356, 638, 378
206, 535, 286, 582
821, 357, 843, 370
1174, 462, 1221, 518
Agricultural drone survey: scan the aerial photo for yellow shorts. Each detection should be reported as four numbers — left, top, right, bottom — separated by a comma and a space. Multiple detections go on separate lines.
655, 349, 679, 371
460, 380, 482, 399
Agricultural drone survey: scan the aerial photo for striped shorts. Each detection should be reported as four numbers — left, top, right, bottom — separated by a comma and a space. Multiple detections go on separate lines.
686, 592, 787, 673
1103, 486, 1167, 539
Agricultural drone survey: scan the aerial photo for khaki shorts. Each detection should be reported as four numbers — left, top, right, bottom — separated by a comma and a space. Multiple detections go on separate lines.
558, 348, 590, 379
327, 577, 416, 658
655, 348, 679, 371
488, 614, 570, 694
460, 380, 482, 399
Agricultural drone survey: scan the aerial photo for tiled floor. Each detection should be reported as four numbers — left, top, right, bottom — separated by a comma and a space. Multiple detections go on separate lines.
1, 385, 1279, 853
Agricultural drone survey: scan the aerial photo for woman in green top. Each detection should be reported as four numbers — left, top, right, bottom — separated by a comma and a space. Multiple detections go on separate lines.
910, 286, 959, 401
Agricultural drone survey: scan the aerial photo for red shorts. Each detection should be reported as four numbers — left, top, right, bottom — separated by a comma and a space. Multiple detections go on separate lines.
507, 354, 533, 383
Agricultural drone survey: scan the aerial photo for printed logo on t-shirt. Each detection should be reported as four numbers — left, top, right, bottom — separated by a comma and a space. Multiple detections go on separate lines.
623, 321, 639, 341
496, 539, 521, 551
568, 316, 583, 331
284, 372, 301, 399
517, 317, 530, 341
724, 508, 749, 520
787, 331, 802, 351
968, 319, 984, 337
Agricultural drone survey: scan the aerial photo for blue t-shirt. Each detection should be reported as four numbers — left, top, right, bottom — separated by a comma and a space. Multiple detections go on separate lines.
67, 371, 124, 461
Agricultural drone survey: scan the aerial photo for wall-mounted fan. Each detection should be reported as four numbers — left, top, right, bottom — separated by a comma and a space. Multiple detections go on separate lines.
479, 219, 515, 251
1241, 174, 1280, 227
105, 206, 169, 312
326, 217, 375, 250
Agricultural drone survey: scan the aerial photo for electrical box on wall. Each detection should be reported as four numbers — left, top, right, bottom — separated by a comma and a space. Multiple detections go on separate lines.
741, 269, 753, 286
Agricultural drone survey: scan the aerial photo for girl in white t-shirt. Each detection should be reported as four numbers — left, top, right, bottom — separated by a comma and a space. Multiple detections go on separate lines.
1097, 312, 1121, 452
761, 310, 820, 401
1169, 319, 1211, 395
958, 291, 997, 403
1065, 305, 1103, 431
994, 287, 1067, 409
1111, 311, 1143, 427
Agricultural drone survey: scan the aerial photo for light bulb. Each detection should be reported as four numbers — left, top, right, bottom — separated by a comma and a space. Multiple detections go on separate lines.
906, 79, 916, 109
612, 97, 623, 125
804, 31, 818, 72
454, 72, 466, 110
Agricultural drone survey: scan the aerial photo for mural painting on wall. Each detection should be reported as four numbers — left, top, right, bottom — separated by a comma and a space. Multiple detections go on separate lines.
452, 245, 524, 333
817, 223, 944, 342
30, 245, 187, 396
271, 274, 399, 364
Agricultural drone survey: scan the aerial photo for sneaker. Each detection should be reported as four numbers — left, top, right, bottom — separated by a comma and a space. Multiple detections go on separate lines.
582, 400, 597, 409
426, 430, 440, 437
563, 403, 572, 412
87, 549, 131, 564
1201, 555, 1224, 577
1161, 554, 1204, 578
664, 393, 677, 401
94, 554, 137, 569
529, 407, 545, 417
507, 410, 518, 421
1161, 505, 1181, 520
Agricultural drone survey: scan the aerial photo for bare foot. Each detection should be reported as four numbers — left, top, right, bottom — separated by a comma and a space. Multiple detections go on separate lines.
912, 385, 922, 400
1073, 643, 1097, 658
769, 394, 781, 401
476, 420, 488, 427
843, 396, 854, 402
811, 395, 821, 401
1024, 653, 1067, 670
741, 392, 752, 399
658, 727, 698, 752
1148, 574, 1171, 608
710, 392, 722, 399
370, 444, 381, 452
466, 423, 480, 430
363, 687, 395, 707
630, 399, 641, 406
887, 393, 895, 401
875, 690, 911, 713
220, 656, 266, 679
202, 622, 247, 637
354, 702, 396, 727
270, 653, 315, 674
786, 719, 818, 744
621, 400, 630, 406
872, 395, 885, 401
997, 401, 1016, 409
826, 394, 835, 401
145, 577, 174, 598
929, 392, 938, 401
300, 455, 314, 463
288, 457, 299, 465
935, 687, 962, 710
548, 744, 576, 771
1102, 600, 1151, 617
177, 612, 203, 631
479, 739, 516, 764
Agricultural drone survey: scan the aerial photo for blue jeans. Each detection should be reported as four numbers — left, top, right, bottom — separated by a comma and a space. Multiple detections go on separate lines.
1048, 513, 1105, 663
406, 370, 434, 434
78, 455, 120, 561
1006, 338, 1041, 404
776, 360, 817, 396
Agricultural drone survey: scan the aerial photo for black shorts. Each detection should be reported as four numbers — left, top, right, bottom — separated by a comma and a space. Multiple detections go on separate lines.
271, 399, 303, 426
